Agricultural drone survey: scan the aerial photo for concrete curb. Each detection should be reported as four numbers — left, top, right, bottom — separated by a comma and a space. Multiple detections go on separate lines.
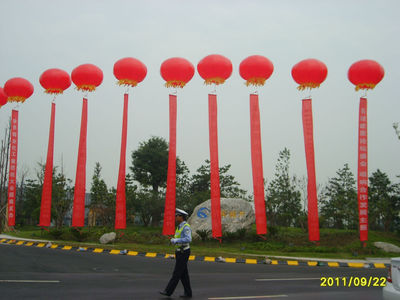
0, 237, 390, 269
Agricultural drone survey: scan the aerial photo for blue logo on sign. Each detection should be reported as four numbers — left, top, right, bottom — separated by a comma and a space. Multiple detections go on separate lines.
197, 207, 210, 219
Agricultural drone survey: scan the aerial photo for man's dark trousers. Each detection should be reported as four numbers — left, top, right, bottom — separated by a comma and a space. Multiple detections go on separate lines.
165, 248, 192, 296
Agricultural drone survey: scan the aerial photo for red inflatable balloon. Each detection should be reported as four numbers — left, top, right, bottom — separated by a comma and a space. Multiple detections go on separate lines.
160, 57, 195, 88
71, 64, 103, 92
4, 77, 34, 103
239, 55, 274, 86
197, 54, 232, 85
40, 68, 71, 94
291, 59, 328, 90
114, 57, 147, 87
0, 87, 7, 107
348, 60, 384, 91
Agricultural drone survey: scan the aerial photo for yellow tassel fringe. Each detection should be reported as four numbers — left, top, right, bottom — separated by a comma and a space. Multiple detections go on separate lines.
204, 77, 226, 85
45, 88, 64, 94
165, 81, 187, 88
355, 83, 376, 91
297, 83, 321, 91
7, 96, 27, 103
76, 85, 97, 92
118, 79, 138, 87
245, 77, 266, 87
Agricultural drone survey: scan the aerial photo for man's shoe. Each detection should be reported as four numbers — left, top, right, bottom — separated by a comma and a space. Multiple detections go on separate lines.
179, 294, 192, 298
159, 291, 171, 296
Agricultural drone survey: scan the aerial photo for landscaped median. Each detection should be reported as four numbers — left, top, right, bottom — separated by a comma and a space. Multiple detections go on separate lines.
0, 236, 390, 269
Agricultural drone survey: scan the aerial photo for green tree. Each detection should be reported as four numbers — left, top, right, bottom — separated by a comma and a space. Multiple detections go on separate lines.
51, 168, 73, 229
18, 163, 45, 226
266, 148, 302, 227
129, 136, 187, 226
89, 162, 114, 226
320, 163, 358, 229
130, 137, 169, 194
186, 160, 248, 215
369, 169, 400, 231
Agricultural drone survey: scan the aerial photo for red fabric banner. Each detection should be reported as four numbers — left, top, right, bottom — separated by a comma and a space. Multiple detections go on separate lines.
302, 99, 320, 241
208, 94, 222, 238
39, 102, 56, 227
249, 94, 267, 235
72, 98, 88, 227
357, 97, 368, 242
115, 93, 129, 229
7, 110, 18, 227
163, 94, 177, 235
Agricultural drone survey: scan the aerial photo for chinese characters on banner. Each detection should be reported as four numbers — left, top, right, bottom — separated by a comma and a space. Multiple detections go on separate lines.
358, 97, 368, 242
7, 110, 18, 227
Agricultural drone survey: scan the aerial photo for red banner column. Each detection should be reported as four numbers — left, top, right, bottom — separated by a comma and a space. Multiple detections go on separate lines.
39, 102, 56, 227
208, 94, 222, 238
249, 94, 267, 235
302, 99, 320, 242
72, 98, 88, 227
7, 110, 18, 227
115, 94, 129, 230
163, 94, 177, 235
358, 97, 368, 242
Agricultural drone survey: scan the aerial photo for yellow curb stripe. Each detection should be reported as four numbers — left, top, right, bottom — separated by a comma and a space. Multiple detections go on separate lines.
77, 247, 87, 251
145, 252, 157, 257
25, 242, 34, 246
51, 245, 58, 249
0, 239, 6, 243
348, 263, 365, 268
128, 251, 138, 256
328, 262, 339, 267
93, 248, 103, 253
204, 256, 215, 262
307, 261, 318, 266
225, 258, 236, 263
245, 259, 257, 264
7, 240, 16, 244
189, 255, 195, 261
374, 263, 386, 268
37, 243, 45, 248
110, 250, 120, 255
271, 260, 278, 265
287, 260, 299, 266
16, 241, 24, 245
62, 246, 72, 250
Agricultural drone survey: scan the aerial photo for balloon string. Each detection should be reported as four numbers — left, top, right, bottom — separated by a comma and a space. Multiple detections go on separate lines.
210, 83, 217, 95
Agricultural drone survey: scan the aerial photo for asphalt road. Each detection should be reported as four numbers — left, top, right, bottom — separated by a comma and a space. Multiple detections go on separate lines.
0, 243, 388, 300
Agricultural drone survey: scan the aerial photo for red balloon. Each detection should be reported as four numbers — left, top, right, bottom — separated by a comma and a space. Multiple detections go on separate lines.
160, 57, 195, 88
4, 77, 34, 103
348, 60, 384, 91
239, 55, 274, 86
71, 64, 103, 92
197, 54, 232, 85
113, 57, 147, 87
40, 68, 71, 94
291, 59, 328, 90
0, 87, 7, 107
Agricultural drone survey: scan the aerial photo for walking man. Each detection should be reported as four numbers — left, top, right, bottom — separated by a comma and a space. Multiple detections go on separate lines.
160, 208, 193, 298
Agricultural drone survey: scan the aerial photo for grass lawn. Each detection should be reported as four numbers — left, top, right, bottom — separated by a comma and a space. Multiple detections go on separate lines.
3, 225, 400, 260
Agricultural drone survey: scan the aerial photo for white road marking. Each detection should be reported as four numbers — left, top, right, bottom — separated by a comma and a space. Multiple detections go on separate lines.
208, 295, 287, 300
256, 277, 321, 281
0, 280, 60, 283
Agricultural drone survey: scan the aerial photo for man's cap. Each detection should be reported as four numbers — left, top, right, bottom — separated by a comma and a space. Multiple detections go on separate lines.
175, 208, 188, 217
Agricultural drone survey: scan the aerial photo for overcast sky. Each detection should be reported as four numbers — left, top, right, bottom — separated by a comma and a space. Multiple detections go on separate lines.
0, 0, 399, 195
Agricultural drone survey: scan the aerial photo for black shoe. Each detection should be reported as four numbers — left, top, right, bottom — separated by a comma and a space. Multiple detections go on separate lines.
180, 294, 192, 298
159, 291, 171, 296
